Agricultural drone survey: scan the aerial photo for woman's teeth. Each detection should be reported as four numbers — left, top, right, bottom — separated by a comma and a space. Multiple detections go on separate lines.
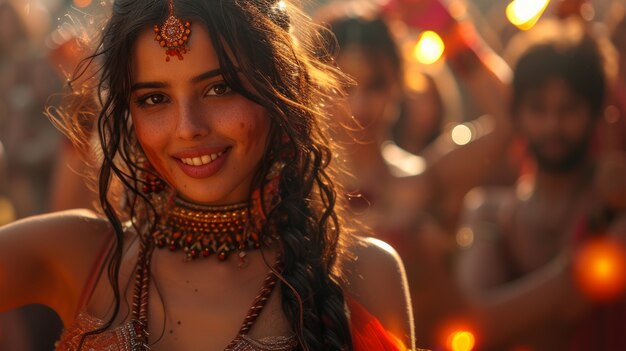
181, 152, 223, 166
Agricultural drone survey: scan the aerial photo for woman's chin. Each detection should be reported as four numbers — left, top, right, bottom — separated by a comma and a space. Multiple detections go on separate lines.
175, 190, 249, 206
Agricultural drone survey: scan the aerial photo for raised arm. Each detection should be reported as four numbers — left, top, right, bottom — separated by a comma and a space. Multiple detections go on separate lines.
423, 20, 513, 197
387, 0, 514, 227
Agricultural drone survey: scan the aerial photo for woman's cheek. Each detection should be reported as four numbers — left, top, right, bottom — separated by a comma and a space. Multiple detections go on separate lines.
240, 108, 271, 156
242, 118, 263, 155
142, 146, 175, 185
133, 117, 176, 186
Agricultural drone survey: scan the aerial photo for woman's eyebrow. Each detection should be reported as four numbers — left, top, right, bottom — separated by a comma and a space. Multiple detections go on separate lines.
131, 81, 168, 92
191, 68, 223, 83
131, 69, 224, 92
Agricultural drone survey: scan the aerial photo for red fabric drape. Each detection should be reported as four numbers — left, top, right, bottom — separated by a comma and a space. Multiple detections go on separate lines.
348, 297, 408, 351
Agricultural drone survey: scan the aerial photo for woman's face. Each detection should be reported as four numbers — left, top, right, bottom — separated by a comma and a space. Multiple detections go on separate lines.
130, 24, 270, 205
336, 46, 401, 139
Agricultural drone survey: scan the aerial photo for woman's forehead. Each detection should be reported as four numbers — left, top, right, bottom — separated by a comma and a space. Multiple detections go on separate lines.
131, 23, 221, 83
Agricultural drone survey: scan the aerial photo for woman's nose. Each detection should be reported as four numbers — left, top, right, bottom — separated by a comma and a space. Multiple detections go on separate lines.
175, 102, 210, 140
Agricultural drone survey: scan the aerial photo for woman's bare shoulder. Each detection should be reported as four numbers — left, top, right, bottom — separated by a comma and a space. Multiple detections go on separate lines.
4, 208, 107, 227
343, 236, 408, 298
2, 209, 113, 250
0, 209, 115, 322
342, 236, 414, 346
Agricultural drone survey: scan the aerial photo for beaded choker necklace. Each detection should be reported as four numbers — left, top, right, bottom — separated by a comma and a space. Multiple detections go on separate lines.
153, 198, 276, 261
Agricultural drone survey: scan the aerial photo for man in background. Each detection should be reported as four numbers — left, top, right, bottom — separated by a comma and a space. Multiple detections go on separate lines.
456, 19, 625, 350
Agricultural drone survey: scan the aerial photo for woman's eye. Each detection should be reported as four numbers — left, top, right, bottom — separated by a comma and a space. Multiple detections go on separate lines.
138, 94, 169, 106
205, 83, 232, 96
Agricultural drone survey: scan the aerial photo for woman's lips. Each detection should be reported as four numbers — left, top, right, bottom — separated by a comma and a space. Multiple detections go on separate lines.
173, 147, 230, 179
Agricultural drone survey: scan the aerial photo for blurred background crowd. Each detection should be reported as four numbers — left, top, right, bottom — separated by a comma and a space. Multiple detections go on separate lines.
0, 0, 624, 350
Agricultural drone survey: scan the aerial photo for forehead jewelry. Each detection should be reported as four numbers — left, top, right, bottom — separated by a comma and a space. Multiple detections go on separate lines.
153, 0, 191, 62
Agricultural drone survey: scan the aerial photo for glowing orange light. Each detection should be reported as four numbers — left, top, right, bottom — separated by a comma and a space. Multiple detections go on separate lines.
413, 31, 445, 65
437, 319, 478, 351
574, 237, 626, 301
404, 67, 429, 93
0, 197, 15, 225
456, 227, 475, 248
73, 0, 93, 8
506, 0, 550, 31
449, 330, 476, 351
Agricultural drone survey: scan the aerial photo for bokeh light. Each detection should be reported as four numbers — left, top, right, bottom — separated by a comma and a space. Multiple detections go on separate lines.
449, 330, 476, 351
381, 141, 427, 177
574, 237, 626, 301
437, 318, 478, 351
73, 0, 93, 8
506, 0, 550, 31
451, 124, 473, 145
456, 227, 474, 248
404, 67, 429, 93
413, 30, 445, 65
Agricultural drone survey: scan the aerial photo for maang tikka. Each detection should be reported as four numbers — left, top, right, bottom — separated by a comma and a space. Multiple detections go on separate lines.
153, 0, 192, 62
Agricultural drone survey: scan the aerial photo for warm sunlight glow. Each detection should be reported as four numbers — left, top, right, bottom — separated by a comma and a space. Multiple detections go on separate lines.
413, 31, 445, 65
574, 238, 626, 301
506, 0, 550, 31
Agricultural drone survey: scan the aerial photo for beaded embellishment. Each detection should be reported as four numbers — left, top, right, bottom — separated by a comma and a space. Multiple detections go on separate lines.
153, 198, 276, 261
140, 161, 166, 194
153, 0, 191, 61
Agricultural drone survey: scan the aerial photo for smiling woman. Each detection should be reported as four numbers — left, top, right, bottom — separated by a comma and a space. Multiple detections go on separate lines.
130, 24, 271, 205
0, 0, 415, 350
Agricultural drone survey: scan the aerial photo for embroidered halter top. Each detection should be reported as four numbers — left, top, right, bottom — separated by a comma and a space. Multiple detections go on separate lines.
55, 310, 298, 351
55, 265, 298, 351
54, 234, 297, 351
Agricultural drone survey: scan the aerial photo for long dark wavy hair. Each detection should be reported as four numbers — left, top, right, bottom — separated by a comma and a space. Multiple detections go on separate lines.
51, 0, 355, 349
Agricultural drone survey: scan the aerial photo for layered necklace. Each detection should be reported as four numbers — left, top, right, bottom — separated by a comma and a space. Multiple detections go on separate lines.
127, 197, 281, 350
152, 197, 277, 261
